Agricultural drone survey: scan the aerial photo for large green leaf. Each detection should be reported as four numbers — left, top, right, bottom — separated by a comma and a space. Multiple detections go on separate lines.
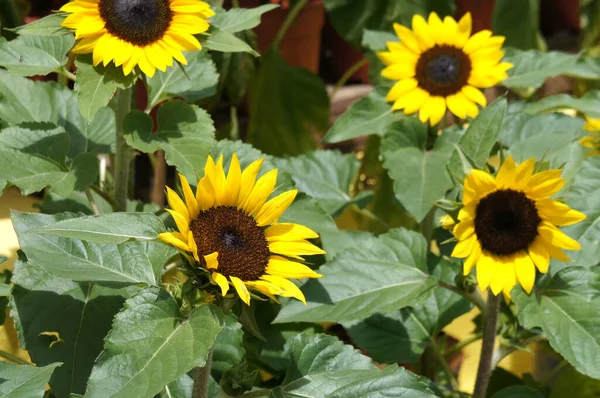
382, 118, 459, 221
13, 14, 70, 36
12, 212, 173, 285
0, 70, 115, 156
549, 365, 600, 398
274, 228, 436, 323
124, 100, 216, 182
248, 47, 329, 156
204, 28, 258, 55
0, 124, 98, 196
10, 260, 134, 398
31, 212, 166, 244
492, 0, 541, 50
447, 97, 507, 180
271, 333, 436, 398
522, 91, 600, 118
0, 362, 61, 398
502, 49, 580, 91
513, 266, 600, 379
212, 314, 244, 381
323, 0, 454, 47
0, 34, 74, 76
74, 54, 135, 121
361, 29, 398, 51
344, 259, 472, 363
323, 89, 398, 143
147, 51, 219, 109
211, 4, 278, 33
277, 195, 338, 235
275, 150, 363, 215
84, 287, 224, 398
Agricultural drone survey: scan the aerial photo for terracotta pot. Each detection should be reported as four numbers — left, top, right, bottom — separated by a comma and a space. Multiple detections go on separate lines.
236, 0, 325, 73
322, 17, 369, 84
455, 0, 496, 32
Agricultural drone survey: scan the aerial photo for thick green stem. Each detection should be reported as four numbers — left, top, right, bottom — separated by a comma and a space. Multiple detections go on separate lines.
113, 87, 133, 211
330, 58, 368, 99
192, 347, 213, 398
473, 292, 501, 398
438, 281, 486, 313
429, 338, 460, 391
273, 0, 309, 47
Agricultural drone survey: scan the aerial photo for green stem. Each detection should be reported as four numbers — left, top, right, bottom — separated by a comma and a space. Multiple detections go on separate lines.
55, 68, 76, 83
272, 0, 309, 47
113, 87, 133, 211
473, 292, 501, 398
420, 208, 435, 253
84, 188, 100, 215
330, 58, 368, 99
490, 334, 546, 369
230, 106, 239, 141
444, 333, 482, 357
89, 184, 119, 212
429, 338, 460, 391
438, 281, 486, 313
192, 347, 213, 398
0, 349, 31, 365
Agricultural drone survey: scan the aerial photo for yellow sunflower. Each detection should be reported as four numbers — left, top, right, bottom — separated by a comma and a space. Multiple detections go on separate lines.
451, 156, 586, 300
60, 0, 214, 77
377, 12, 513, 125
581, 116, 600, 155
440, 215, 455, 230
159, 154, 325, 305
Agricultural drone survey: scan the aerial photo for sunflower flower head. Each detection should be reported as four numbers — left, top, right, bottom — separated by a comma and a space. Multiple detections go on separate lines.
450, 156, 586, 301
377, 12, 513, 125
159, 154, 324, 306
60, 0, 214, 77
581, 116, 600, 155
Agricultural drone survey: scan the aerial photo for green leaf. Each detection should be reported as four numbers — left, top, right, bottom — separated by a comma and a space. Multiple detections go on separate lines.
361, 29, 398, 51
522, 91, 600, 118
74, 54, 135, 121
0, 362, 61, 398
12, 212, 172, 285
277, 195, 338, 235
513, 266, 600, 379
274, 228, 436, 323
382, 119, 458, 221
204, 28, 258, 55
84, 287, 224, 398
13, 14, 71, 36
271, 333, 435, 398
10, 260, 134, 398
212, 314, 244, 381
323, 89, 398, 143
492, 0, 541, 50
274, 150, 362, 215
502, 48, 580, 91
157, 374, 194, 398
344, 259, 472, 363
32, 212, 166, 244
549, 365, 600, 398
0, 70, 115, 156
0, 283, 11, 296
0, 124, 99, 196
211, 4, 278, 33
447, 97, 507, 180
148, 51, 219, 108
492, 386, 544, 398
248, 47, 329, 156
323, 0, 454, 47
124, 100, 216, 183
0, 35, 74, 76
567, 56, 600, 80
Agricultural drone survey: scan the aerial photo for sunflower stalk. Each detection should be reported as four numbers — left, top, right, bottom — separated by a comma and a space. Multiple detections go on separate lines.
273, 0, 309, 47
113, 86, 133, 211
192, 347, 213, 398
473, 292, 501, 398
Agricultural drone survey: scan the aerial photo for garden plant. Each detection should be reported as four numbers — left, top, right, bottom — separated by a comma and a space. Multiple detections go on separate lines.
0, 0, 599, 397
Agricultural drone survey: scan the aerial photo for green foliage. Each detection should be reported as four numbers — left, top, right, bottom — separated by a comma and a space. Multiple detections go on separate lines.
0, 362, 61, 398
492, 0, 542, 50
492, 386, 544, 398
211, 4, 278, 33
522, 91, 600, 118
248, 48, 329, 156
84, 287, 223, 398
0, 34, 74, 76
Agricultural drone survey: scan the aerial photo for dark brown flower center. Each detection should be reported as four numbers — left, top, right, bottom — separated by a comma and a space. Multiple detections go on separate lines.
474, 189, 541, 256
190, 206, 270, 281
416, 45, 472, 96
99, 0, 172, 46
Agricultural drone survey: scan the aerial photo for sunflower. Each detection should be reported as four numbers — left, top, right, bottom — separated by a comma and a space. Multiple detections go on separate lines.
451, 156, 586, 300
60, 0, 214, 77
581, 116, 600, 155
377, 12, 513, 125
440, 215, 455, 230
159, 154, 324, 305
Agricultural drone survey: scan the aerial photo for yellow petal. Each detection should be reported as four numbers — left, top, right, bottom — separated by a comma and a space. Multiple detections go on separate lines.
188, 231, 199, 262
381, 63, 416, 80
476, 251, 495, 291
237, 158, 264, 206
461, 85, 486, 107
222, 154, 242, 206
536, 198, 587, 226
538, 222, 582, 251
166, 186, 190, 223
419, 96, 446, 126
463, 30, 493, 54
241, 169, 278, 215
453, 219, 475, 240
212, 272, 229, 296
490, 254, 515, 296
196, 175, 216, 211
514, 251, 536, 294
230, 276, 251, 305
265, 223, 319, 241
269, 240, 326, 257
411, 14, 435, 50
255, 190, 298, 227
526, 170, 565, 199
451, 234, 477, 258
179, 173, 199, 220
386, 78, 419, 102
464, 240, 481, 275
528, 237, 550, 273
204, 252, 219, 269
166, 209, 190, 236
158, 232, 190, 252
456, 12, 472, 48
495, 155, 517, 188
392, 23, 422, 54
261, 275, 306, 304
266, 256, 322, 279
